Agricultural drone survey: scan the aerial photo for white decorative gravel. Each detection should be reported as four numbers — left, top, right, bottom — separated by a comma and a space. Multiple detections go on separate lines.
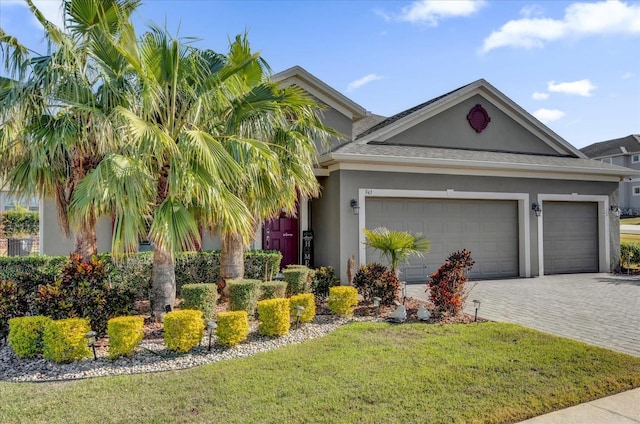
0, 315, 376, 382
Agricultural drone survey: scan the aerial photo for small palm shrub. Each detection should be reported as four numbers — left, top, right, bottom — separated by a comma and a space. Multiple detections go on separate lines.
289, 293, 315, 323
8, 316, 51, 358
107, 316, 144, 359
164, 310, 205, 353
42, 318, 92, 363
216, 311, 250, 347
327, 286, 358, 317
259, 281, 287, 300
312, 266, 340, 299
257, 298, 290, 337
428, 249, 475, 316
180, 283, 218, 321
353, 263, 400, 306
226, 279, 261, 317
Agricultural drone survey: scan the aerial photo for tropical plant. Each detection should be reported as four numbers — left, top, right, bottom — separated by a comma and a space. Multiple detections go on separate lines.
428, 249, 475, 316
362, 227, 431, 278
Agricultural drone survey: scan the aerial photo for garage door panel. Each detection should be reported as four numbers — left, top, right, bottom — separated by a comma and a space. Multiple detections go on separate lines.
366, 198, 518, 281
543, 201, 598, 274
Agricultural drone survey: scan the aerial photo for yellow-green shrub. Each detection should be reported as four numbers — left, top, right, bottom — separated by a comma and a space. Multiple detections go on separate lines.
289, 293, 315, 323
8, 316, 51, 358
257, 298, 290, 336
216, 311, 249, 347
163, 310, 205, 353
226, 279, 261, 316
180, 283, 218, 322
107, 316, 144, 359
42, 318, 92, 362
327, 286, 358, 317
259, 281, 287, 300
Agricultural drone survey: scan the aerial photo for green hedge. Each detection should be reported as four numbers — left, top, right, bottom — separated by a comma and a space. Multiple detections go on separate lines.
621, 242, 640, 268
1, 209, 39, 237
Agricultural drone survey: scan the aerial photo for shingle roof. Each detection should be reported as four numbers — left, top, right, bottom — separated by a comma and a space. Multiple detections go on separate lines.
324, 143, 636, 177
580, 135, 640, 158
353, 113, 387, 138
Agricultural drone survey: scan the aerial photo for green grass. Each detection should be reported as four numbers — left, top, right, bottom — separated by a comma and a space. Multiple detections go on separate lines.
621, 217, 640, 225
621, 233, 640, 243
2, 322, 640, 424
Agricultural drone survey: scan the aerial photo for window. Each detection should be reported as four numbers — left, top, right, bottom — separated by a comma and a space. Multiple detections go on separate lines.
3, 194, 39, 211
633, 155, 640, 163
634, 186, 640, 196
600, 158, 612, 164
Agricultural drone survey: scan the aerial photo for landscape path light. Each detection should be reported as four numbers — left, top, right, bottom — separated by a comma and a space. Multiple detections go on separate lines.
473, 300, 481, 322
372, 296, 381, 318
207, 321, 217, 351
85, 330, 97, 360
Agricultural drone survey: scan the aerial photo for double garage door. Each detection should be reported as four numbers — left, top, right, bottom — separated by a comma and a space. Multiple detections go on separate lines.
365, 198, 600, 281
365, 198, 519, 281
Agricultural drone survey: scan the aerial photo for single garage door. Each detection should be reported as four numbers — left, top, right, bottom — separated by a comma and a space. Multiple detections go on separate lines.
366, 198, 519, 281
543, 201, 598, 274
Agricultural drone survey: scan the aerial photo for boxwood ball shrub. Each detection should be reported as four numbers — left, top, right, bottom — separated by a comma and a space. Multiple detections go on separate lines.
289, 293, 316, 323
259, 281, 287, 300
257, 298, 290, 337
226, 279, 261, 316
180, 283, 218, 322
216, 311, 249, 347
42, 318, 92, 363
8, 315, 51, 359
163, 310, 205, 353
107, 316, 144, 359
327, 286, 358, 317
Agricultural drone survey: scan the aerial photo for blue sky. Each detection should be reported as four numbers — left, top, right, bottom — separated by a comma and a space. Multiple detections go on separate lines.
1, 0, 639, 149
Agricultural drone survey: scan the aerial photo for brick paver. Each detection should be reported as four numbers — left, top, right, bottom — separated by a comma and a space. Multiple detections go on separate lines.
406, 273, 640, 357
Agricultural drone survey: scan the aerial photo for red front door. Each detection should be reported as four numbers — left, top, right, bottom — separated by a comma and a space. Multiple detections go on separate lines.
263, 215, 299, 269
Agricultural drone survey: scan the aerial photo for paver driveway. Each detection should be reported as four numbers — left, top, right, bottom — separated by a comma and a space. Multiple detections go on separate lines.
405, 273, 640, 357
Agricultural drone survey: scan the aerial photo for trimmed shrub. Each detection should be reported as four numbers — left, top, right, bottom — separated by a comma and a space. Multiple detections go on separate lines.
257, 298, 290, 336
259, 281, 287, 300
428, 249, 475, 317
227, 279, 261, 316
107, 316, 144, 359
42, 318, 92, 362
353, 263, 401, 306
245, 250, 282, 281
8, 316, 51, 358
0, 208, 38, 237
327, 286, 358, 317
180, 284, 218, 322
289, 293, 316, 323
216, 311, 249, 347
312, 266, 340, 299
163, 310, 205, 353
0, 279, 29, 339
283, 266, 312, 296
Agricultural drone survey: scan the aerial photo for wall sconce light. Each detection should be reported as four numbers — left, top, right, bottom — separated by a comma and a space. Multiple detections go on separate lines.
85, 330, 98, 360
207, 321, 217, 351
531, 202, 542, 217
610, 204, 621, 217
350, 199, 359, 215
472, 299, 481, 322
294, 305, 305, 329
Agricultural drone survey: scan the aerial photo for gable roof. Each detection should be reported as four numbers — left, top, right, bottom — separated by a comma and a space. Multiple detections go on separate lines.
272, 66, 367, 121
352, 79, 587, 159
580, 134, 640, 159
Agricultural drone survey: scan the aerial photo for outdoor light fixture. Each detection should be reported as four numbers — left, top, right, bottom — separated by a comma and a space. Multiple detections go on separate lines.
472, 299, 481, 322
295, 305, 305, 329
401, 282, 407, 305
531, 202, 542, 217
164, 304, 172, 313
85, 330, 97, 360
350, 199, 359, 215
610, 204, 621, 217
207, 321, 217, 351
372, 296, 381, 318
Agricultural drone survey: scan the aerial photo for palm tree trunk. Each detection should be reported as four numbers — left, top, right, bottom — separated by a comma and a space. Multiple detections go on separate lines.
151, 247, 176, 322
73, 211, 97, 261
220, 233, 245, 281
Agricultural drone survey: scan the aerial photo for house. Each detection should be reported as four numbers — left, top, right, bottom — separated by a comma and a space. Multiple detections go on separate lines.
580, 135, 640, 215
39, 67, 635, 280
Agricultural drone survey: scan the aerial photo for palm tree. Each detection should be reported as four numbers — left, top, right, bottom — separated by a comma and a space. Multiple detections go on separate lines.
0, 0, 139, 260
363, 227, 431, 278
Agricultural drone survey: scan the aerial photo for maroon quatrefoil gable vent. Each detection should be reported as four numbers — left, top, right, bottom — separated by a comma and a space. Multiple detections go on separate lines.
467, 104, 491, 133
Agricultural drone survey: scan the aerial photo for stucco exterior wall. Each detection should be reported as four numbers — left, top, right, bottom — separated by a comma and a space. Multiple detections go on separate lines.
314, 169, 619, 282
316, 105, 353, 153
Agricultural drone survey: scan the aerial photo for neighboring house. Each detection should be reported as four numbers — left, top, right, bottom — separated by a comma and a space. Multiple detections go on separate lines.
40, 67, 635, 280
0, 191, 39, 212
580, 135, 640, 215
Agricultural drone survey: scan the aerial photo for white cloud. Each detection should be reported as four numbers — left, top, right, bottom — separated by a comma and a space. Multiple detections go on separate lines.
622, 72, 636, 79
533, 108, 566, 124
1, 0, 64, 29
548, 79, 596, 97
347, 74, 383, 92
394, 0, 487, 26
532, 92, 549, 100
481, 1, 640, 53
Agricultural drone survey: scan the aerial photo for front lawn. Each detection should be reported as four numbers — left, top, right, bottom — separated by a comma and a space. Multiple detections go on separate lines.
2, 322, 640, 424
